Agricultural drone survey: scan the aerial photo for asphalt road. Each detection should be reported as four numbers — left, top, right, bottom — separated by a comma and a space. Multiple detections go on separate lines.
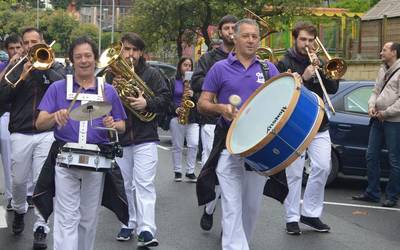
0, 133, 399, 250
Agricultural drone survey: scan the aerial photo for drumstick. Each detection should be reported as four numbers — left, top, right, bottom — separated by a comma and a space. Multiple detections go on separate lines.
229, 94, 242, 113
67, 86, 83, 114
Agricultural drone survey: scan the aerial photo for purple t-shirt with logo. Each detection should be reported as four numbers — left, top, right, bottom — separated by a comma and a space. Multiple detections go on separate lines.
202, 52, 279, 107
173, 79, 184, 106
38, 78, 127, 144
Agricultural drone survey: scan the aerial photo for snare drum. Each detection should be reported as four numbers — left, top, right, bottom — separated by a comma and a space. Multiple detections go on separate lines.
226, 73, 325, 176
57, 143, 114, 172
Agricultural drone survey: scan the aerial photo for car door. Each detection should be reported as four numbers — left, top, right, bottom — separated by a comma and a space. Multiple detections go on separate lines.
329, 84, 377, 175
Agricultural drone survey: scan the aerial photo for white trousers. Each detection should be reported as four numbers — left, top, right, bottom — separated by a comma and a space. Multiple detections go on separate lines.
284, 130, 331, 222
116, 142, 158, 235
53, 166, 105, 250
0, 113, 12, 200
200, 124, 221, 215
169, 117, 199, 174
10, 131, 53, 232
216, 150, 266, 250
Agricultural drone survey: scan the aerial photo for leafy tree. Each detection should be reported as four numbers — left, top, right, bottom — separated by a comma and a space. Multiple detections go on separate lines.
122, 0, 324, 58
331, 0, 380, 12
70, 23, 99, 45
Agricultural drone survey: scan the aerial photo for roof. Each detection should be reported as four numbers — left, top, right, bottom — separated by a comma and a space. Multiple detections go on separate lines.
362, 0, 400, 21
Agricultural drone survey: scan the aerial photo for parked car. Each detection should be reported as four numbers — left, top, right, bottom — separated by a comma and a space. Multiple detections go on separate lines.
148, 60, 176, 79
303, 80, 390, 185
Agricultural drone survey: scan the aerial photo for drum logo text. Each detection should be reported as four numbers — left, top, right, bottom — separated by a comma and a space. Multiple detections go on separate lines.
266, 106, 287, 133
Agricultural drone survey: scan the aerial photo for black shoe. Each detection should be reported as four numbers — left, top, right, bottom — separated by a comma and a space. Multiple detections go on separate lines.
200, 209, 213, 231
352, 193, 379, 203
185, 173, 197, 183
27, 196, 34, 208
300, 216, 330, 232
116, 228, 134, 241
33, 226, 47, 249
6, 199, 13, 211
137, 231, 159, 247
12, 212, 25, 235
286, 222, 301, 235
382, 200, 397, 207
174, 172, 182, 182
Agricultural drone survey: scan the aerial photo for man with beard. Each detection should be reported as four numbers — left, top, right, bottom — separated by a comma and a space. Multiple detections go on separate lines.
277, 22, 338, 235
191, 14, 237, 231
110, 33, 170, 247
353, 42, 400, 208
0, 27, 65, 249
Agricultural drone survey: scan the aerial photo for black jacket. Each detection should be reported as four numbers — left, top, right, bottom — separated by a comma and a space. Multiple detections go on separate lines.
107, 58, 170, 146
0, 61, 66, 133
191, 47, 229, 125
276, 48, 339, 132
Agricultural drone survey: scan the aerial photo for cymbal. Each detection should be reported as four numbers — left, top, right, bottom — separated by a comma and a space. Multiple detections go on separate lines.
69, 101, 112, 121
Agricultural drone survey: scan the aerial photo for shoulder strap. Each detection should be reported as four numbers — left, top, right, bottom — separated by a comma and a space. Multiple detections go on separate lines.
380, 67, 400, 94
258, 59, 270, 81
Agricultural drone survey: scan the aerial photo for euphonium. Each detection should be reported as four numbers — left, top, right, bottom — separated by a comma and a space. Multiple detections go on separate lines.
5, 41, 56, 88
97, 42, 156, 122
176, 71, 195, 125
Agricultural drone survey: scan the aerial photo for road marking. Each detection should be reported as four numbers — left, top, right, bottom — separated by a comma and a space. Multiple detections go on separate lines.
323, 201, 400, 212
157, 145, 171, 151
159, 135, 171, 139
0, 207, 7, 228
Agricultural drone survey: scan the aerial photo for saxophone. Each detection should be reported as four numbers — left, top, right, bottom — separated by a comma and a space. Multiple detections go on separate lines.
97, 42, 156, 122
176, 71, 195, 125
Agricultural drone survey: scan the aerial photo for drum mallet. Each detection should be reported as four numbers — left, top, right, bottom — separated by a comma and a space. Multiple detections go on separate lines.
229, 94, 242, 114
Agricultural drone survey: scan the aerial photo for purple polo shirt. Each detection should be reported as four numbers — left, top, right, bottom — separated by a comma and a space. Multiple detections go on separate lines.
0, 61, 8, 72
173, 79, 184, 106
202, 52, 279, 106
38, 78, 127, 144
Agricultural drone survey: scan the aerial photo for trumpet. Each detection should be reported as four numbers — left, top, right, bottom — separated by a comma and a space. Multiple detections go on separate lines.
305, 37, 347, 115
5, 41, 55, 88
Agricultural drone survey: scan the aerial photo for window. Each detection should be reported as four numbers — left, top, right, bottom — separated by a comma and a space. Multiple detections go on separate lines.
344, 86, 373, 114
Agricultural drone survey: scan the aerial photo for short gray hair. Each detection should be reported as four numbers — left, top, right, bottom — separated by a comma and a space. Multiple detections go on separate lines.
234, 18, 260, 36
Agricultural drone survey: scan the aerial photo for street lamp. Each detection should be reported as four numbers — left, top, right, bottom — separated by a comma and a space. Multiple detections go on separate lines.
99, 0, 102, 52
111, 0, 115, 44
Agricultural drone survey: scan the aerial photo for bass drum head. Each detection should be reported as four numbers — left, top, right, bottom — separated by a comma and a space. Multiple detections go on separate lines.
227, 74, 298, 155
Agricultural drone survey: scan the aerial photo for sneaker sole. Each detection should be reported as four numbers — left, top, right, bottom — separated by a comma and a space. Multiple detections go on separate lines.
300, 222, 330, 232
116, 236, 131, 241
174, 178, 182, 182
33, 243, 47, 249
185, 179, 197, 183
137, 239, 159, 247
286, 229, 302, 235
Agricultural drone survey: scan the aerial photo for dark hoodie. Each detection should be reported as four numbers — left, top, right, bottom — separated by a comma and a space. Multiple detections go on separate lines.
277, 48, 339, 132
191, 47, 230, 125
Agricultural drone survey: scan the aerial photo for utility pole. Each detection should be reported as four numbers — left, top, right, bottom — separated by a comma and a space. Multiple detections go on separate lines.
99, 0, 103, 52
111, 0, 115, 44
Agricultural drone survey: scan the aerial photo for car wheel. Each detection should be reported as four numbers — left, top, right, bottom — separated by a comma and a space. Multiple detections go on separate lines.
302, 150, 339, 187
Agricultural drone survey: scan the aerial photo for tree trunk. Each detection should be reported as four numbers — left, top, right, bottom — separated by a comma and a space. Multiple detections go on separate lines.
176, 30, 184, 58
200, 2, 212, 50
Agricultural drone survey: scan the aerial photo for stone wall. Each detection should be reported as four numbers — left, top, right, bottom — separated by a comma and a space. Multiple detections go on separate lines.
342, 60, 381, 81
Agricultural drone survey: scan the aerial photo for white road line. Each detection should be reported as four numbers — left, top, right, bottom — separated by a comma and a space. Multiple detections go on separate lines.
0, 207, 7, 228
322, 201, 400, 212
157, 145, 171, 151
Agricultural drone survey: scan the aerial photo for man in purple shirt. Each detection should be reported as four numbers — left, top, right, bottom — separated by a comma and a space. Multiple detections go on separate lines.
197, 19, 280, 250
35, 36, 126, 250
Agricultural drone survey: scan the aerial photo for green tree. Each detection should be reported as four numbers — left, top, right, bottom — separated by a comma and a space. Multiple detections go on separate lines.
70, 23, 99, 45
122, 0, 323, 58
332, 0, 380, 12
41, 9, 79, 55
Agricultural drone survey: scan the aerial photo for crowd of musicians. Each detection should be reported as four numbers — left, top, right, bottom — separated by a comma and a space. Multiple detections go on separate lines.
0, 13, 399, 250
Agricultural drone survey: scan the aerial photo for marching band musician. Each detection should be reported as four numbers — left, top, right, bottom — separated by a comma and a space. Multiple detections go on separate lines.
191, 14, 238, 231
277, 22, 339, 235
108, 33, 170, 247
0, 33, 31, 212
0, 27, 65, 249
197, 18, 280, 250
34, 36, 127, 250
168, 57, 199, 183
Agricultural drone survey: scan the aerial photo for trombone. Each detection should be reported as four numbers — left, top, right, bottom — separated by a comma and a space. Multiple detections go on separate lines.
305, 37, 347, 115
5, 41, 56, 88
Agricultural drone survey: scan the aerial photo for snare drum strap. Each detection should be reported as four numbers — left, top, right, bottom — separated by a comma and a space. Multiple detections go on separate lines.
258, 59, 270, 83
